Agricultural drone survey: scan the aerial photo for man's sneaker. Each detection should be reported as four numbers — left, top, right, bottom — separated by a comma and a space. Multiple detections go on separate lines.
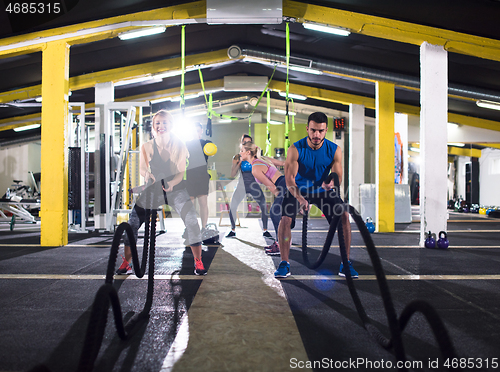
274, 261, 290, 278
339, 260, 359, 278
263, 231, 273, 238
226, 230, 236, 238
116, 256, 133, 275
194, 258, 207, 276
265, 241, 280, 256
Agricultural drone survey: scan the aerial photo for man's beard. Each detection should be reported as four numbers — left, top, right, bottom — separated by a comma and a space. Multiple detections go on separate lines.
308, 135, 324, 148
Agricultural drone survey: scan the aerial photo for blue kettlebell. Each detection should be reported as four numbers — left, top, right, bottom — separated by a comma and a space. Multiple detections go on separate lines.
436, 231, 449, 249
365, 217, 375, 233
425, 231, 436, 249
241, 160, 252, 172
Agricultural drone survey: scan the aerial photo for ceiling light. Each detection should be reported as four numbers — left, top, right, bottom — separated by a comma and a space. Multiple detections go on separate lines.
278, 91, 307, 101
303, 22, 350, 36
269, 120, 283, 125
14, 123, 41, 132
118, 26, 166, 40
35, 97, 42, 102
476, 100, 500, 111
274, 109, 296, 115
114, 76, 160, 87
154, 70, 183, 79
218, 119, 233, 123
447, 122, 459, 130
409, 147, 420, 153
170, 93, 201, 102
448, 143, 465, 147
150, 97, 172, 104
288, 65, 323, 75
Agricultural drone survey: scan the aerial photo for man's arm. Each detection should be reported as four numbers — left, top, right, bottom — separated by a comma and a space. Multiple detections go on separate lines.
322, 146, 343, 190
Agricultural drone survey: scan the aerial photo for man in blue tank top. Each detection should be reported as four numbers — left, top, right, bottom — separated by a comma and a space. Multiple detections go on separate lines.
274, 112, 359, 279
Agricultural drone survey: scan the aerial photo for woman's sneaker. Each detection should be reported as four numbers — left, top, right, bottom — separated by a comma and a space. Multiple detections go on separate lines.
225, 230, 236, 238
116, 256, 133, 275
263, 231, 273, 238
338, 260, 359, 278
194, 258, 207, 276
265, 241, 280, 256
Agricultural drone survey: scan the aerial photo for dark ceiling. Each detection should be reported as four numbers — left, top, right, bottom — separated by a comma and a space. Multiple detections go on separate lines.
1, 0, 500, 145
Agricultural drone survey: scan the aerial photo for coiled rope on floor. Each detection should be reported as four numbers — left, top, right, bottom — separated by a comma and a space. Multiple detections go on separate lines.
28, 209, 157, 372
300, 176, 460, 372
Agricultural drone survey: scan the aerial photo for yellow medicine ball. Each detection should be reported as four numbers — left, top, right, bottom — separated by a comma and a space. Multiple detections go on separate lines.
204, 142, 217, 156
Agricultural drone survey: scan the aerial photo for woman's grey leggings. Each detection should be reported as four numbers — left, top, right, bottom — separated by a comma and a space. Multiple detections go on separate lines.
124, 188, 201, 246
229, 178, 269, 230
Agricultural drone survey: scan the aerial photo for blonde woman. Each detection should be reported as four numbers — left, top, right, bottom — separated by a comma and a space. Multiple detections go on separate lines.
239, 141, 287, 255
117, 109, 207, 275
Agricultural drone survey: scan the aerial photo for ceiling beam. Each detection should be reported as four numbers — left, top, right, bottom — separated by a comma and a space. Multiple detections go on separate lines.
0, 49, 231, 103
0, 1, 207, 58
284, 0, 500, 63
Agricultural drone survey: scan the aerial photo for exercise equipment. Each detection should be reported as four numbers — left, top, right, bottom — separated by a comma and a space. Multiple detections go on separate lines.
436, 231, 449, 249
241, 160, 252, 172
300, 172, 460, 370
203, 142, 217, 156
425, 231, 436, 249
365, 217, 375, 233
202, 222, 220, 245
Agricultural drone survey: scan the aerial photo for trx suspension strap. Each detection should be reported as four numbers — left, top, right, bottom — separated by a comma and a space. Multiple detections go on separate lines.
285, 22, 291, 156
180, 25, 186, 112
199, 67, 213, 137
265, 90, 271, 156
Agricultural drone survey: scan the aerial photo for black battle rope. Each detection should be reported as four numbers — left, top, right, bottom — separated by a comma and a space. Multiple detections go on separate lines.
77, 210, 157, 372
300, 175, 460, 372
28, 210, 158, 372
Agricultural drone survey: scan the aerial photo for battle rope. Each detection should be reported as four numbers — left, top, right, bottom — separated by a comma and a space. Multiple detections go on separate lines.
28, 210, 158, 372
301, 174, 460, 371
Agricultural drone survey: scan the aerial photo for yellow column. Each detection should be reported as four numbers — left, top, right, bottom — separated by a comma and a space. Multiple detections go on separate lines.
40, 41, 70, 246
375, 82, 395, 232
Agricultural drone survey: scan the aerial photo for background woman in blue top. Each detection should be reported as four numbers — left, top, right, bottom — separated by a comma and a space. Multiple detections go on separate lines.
225, 134, 272, 239
274, 112, 358, 279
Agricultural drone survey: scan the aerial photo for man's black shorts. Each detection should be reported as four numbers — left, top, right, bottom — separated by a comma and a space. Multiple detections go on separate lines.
186, 169, 210, 197
281, 188, 344, 228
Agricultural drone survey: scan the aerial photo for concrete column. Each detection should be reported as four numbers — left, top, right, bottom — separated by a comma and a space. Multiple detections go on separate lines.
394, 113, 409, 184
375, 82, 395, 232
420, 42, 448, 245
94, 82, 114, 229
40, 41, 70, 246
348, 103, 365, 211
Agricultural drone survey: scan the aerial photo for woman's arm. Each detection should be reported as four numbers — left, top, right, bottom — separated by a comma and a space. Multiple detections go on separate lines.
252, 164, 278, 196
140, 143, 155, 183
230, 154, 241, 178
163, 144, 187, 192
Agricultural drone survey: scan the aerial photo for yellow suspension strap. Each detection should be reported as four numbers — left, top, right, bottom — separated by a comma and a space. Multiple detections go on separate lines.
284, 22, 291, 156
199, 67, 214, 137
245, 65, 277, 137
180, 25, 186, 112
265, 90, 271, 156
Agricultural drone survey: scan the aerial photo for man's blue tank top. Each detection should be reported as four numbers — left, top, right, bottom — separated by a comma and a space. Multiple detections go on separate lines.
294, 137, 338, 194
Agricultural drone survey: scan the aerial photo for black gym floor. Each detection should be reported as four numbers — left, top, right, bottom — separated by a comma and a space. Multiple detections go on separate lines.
0, 211, 499, 372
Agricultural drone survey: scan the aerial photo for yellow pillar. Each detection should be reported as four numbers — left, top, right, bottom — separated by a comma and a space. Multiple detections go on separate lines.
40, 41, 70, 246
375, 82, 395, 232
